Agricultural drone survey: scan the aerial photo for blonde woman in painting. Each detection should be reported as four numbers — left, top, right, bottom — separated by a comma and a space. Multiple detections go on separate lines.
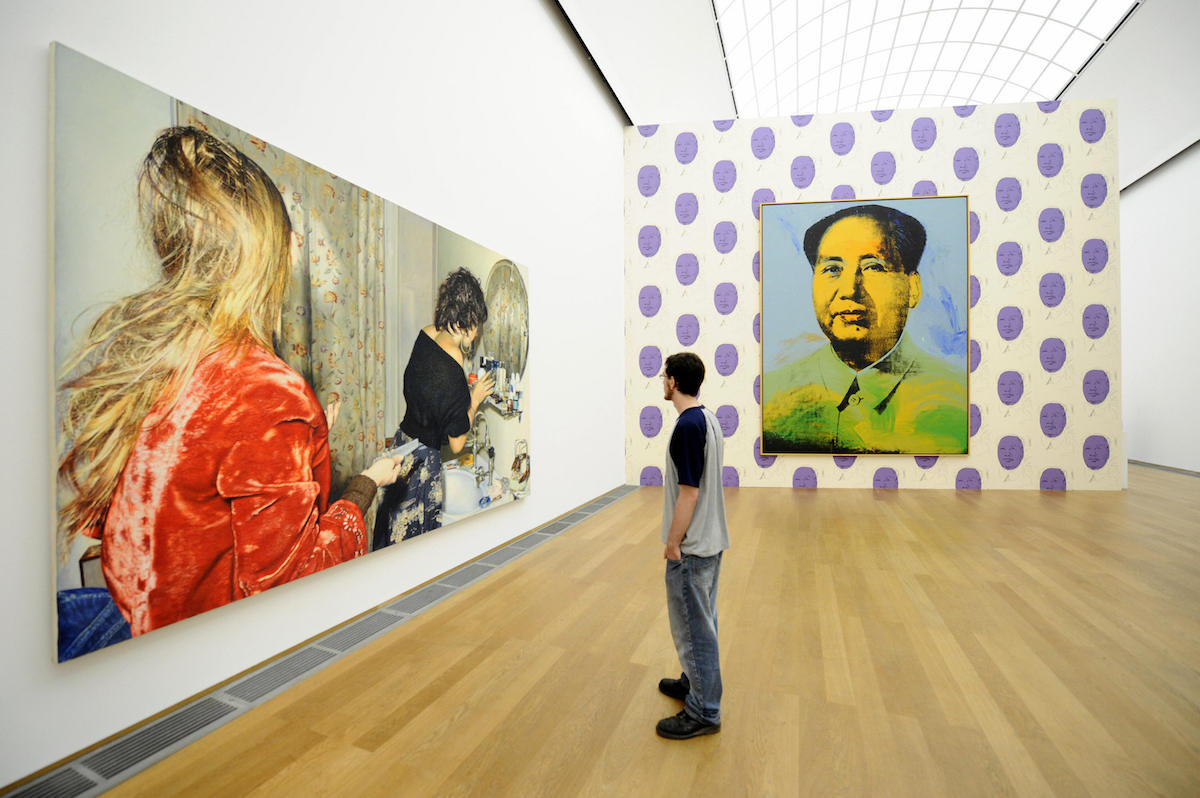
58, 126, 403, 647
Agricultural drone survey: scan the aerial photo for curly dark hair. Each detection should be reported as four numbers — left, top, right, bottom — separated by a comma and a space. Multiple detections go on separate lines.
434, 267, 488, 333
803, 204, 927, 274
665, 352, 705, 396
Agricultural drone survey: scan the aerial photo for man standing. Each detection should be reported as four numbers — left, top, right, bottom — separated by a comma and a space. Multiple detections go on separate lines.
656, 352, 730, 739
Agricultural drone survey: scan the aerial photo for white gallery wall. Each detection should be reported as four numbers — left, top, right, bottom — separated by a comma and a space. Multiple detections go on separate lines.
1, 0, 625, 785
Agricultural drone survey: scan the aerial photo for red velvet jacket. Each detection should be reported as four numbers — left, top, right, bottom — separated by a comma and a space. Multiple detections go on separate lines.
92, 343, 367, 635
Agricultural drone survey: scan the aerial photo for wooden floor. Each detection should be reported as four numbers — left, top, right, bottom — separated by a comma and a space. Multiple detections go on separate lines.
112, 465, 1200, 797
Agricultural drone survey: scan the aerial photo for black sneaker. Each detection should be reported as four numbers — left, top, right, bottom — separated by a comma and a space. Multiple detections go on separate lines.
658, 674, 690, 700
656, 709, 720, 739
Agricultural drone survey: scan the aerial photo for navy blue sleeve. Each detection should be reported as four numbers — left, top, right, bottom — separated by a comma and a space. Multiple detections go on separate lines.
669, 408, 707, 488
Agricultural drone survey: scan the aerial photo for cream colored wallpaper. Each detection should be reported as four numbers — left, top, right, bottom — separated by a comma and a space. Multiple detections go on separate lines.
625, 100, 1122, 490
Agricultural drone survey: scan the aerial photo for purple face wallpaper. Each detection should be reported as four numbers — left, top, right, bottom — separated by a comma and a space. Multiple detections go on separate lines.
997, 370, 1024, 405
915, 456, 938, 470
955, 468, 982, 489
1082, 304, 1110, 339
912, 180, 937, 197
969, 339, 981, 373
752, 251, 760, 282
639, 406, 662, 437
676, 313, 699, 346
791, 155, 816, 189
911, 117, 937, 151
1040, 468, 1067, 490
1038, 208, 1065, 242
833, 455, 856, 469
751, 126, 776, 159
637, 285, 661, 317
792, 467, 818, 488
712, 159, 737, 193
1038, 101, 1061, 113
997, 435, 1024, 470
636, 164, 660, 197
638, 224, 661, 257
1040, 403, 1067, 437
1039, 337, 1067, 372
675, 253, 699, 286
954, 105, 976, 117
753, 437, 776, 468
1082, 369, 1110, 405
871, 109, 894, 122
722, 467, 740, 487
970, 275, 981, 308
753, 375, 760, 405
1039, 273, 1066, 308
638, 345, 662, 378
953, 146, 980, 180
830, 122, 855, 155
1083, 435, 1110, 470
637, 124, 658, 137
1081, 173, 1108, 209
994, 113, 1021, 147
995, 177, 1022, 212
791, 114, 813, 127
1079, 109, 1106, 144
715, 405, 739, 438
753, 313, 760, 343
997, 306, 1024, 341
713, 119, 735, 132
714, 343, 739, 376
674, 131, 698, 165
674, 192, 698, 225
713, 221, 737, 254
996, 241, 1023, 276
970, 211, 980, 243
751, 188, 776, 220
1082, 239, 1109, 274
831, 184, 856, 200
873, 468, 899, 489
970, 403, 981, 436
713, 282, 738, 315
640, 466, 663, 486
871, 151, 897, 184
1037, 143, 1064, 178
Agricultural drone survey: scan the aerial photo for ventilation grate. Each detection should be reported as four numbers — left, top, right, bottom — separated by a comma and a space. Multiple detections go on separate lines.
387, 582, 454, 615
507, 533, 546, 550
560, 511, 589, 524
539, 521, 569, 535
439, 563, 492, 588
79, 697, 235, 779
320, 611, 404, 652
479, 547, 522, 566
7, 768, 96, 798
225, 648, 334, 703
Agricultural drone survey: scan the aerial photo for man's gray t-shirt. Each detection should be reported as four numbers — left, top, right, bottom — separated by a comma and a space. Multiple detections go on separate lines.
662, 405, 730, 557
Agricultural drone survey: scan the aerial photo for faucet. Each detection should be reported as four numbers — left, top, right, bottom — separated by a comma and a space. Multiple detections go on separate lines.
468, 410, 494, 489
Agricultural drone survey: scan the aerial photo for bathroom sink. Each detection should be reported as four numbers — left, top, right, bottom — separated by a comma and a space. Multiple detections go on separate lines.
442, 466, 484, 521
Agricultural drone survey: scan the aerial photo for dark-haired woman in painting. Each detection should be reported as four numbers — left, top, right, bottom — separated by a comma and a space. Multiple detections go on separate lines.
372, 268, 493, 548
56, 127, 404, 654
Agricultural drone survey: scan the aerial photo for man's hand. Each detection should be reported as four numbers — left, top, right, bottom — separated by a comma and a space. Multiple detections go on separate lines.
664, 542, 682, 561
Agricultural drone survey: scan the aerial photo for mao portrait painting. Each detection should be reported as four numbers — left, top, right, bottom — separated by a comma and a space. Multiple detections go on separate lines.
759, 197, 969, 455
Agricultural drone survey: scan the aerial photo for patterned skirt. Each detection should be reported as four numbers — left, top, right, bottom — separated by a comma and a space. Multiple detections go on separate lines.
371, 433, 444, 550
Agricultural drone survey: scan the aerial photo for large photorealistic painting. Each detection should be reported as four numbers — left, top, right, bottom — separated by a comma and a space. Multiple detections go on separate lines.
51, 44, 531, 662
760, 196, 969, 455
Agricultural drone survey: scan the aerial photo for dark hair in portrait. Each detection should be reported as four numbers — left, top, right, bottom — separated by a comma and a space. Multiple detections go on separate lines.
434, 267, 489, 333
665, 352, 705, 396
803, 204, 927, 273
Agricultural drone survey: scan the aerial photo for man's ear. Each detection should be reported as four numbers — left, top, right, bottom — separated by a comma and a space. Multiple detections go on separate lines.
908, 272, 922, 309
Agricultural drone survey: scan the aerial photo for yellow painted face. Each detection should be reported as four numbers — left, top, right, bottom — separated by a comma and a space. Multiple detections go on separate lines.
811, 215, 921, 366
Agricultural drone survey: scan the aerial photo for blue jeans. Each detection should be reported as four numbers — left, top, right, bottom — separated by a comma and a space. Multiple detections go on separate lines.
57, 587, 131, 662
665, 552, 723, 724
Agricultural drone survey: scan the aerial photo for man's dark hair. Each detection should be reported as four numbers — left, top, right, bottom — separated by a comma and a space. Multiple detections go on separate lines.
802, 204, 927, 274
434, 267, 489, 333
665, 352, 705, 396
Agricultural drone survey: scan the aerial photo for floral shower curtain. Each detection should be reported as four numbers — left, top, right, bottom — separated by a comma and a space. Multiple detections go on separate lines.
176, 105, 388, 494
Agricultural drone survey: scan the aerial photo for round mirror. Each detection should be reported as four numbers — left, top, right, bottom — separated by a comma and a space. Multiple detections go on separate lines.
478, 259, 529, 379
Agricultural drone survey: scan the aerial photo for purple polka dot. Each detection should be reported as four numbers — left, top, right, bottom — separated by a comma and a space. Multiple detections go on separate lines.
636, 165, 660, 197
969, 339, 981, 373
751, 188, 776, 220
753, 375, 761, 405
638, 345, 662, 378
1082, 304, 1109, 339
998, 371, 1024, 405
753, 313, 761, 343
871, 151, 896, 184
640, 466, 663, 486
1083, 369, 1110, 405
995, 113, 1021, 147
1040, 468, 1066, 490
714, 221, 737, 254
998, 435, 1024, 470
722, 466, 740, 487
639, 406, 663, 437
830, 122, 855, 155
791, 114, 813, 127
955, 468, 982, 489
996, 177, 1022, 211
1081, 173, 1108, 208
833, 456, 856, 469
754, 437, 776, 468
716, 405, 739, 438
1082, 239, 1109, 274
713, 160, 737, 192
676, 253, 699, 286
969, 403, 981, 436
1037, 143, 1064, 178
954, 105, 976, 117
871, 109, 894, 122
714, 282, 738, 315
713, 119, 735, 132
873, 468, 899, 489
953, 147, 980, 180
1040, 403, 1067, 437
791, 156, 816, 189
714, 343, 738, 376
792, 467, 818, 488
997, 306, 1023, 341
638, 285, 662, 317
1080, 109, 1106, 144
832, 184, 856, 200
752, 251, 760, 281
1038, 101, 1061, 113
638, 225, 661, 257
1038, 208, 1065, 242
913, 180, 937, 197
1083, 435, 1110, 470
1039, 273, 1066, 308
676, 314, 700, 346
751, 126, 776, 159
911, 117, 937, 151
915, 456, 938, 469
969, 211, 980, 243
674, 132, 698, 164
997, 241, 1023, 276
1039, 338, 1066, 372
969, 276, 980, 308
675, 192, 699, 225
637, 124, 658, 137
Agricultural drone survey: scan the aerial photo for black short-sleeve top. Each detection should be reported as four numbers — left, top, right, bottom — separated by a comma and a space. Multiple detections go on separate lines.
399, 330, 471, 449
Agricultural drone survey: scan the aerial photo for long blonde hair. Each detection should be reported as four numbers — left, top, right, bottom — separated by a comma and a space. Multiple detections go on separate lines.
58, 126, 293, 552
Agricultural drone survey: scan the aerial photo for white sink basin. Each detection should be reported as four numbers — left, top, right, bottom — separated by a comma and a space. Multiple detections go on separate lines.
442, 466, 484, 520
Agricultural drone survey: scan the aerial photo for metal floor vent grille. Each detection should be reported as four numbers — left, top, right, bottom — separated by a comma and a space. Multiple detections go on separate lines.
4, 485, 637, 798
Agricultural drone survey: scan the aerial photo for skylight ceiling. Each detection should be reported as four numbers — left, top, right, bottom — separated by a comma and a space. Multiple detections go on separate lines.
715, 0, 1139, 117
